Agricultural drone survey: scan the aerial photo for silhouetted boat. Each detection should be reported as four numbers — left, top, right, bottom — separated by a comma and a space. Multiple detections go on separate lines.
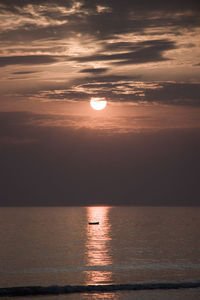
88, 222, 99, 225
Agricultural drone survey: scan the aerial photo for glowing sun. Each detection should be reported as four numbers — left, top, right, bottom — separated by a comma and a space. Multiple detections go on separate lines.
90, 97, 107, 110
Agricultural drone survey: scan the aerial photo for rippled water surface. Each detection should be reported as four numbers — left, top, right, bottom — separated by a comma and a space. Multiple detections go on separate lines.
0, 207, 200, 298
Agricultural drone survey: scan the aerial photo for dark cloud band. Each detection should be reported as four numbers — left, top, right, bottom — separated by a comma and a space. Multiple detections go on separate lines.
0, 55, 59, 67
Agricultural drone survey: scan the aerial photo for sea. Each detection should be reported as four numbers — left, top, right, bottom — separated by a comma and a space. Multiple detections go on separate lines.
0, 207, 200, 299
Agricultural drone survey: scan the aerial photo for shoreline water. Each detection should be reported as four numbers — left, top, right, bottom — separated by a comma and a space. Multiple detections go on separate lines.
1, 281, 200, 297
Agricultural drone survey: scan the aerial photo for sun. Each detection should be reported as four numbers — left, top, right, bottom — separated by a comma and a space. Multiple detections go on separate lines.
90, 97, 107, 111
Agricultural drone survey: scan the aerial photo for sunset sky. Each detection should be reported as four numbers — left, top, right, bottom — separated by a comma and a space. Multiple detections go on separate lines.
0, 0, 200, 205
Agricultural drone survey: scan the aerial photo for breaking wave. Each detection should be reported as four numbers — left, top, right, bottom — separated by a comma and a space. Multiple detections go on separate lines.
0, 281, 200, 297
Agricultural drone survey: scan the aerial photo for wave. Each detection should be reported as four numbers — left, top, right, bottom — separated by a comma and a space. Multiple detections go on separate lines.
1, 281, 200, 297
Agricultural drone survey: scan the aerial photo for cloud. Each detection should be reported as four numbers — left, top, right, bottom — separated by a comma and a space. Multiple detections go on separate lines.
0, 55, 59, 67
12, 71, 38, 74
19, 79, 200, 106
0, 111, 200, 205
80, 68, 108, 74
0, 0, 199, 108
145, 82, 200, 105
74, 39, 176, 65
0, 1, 199, 44
0, 1, 199, 206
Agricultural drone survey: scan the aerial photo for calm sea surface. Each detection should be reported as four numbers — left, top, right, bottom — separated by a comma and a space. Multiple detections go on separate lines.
0, 207, 200, 299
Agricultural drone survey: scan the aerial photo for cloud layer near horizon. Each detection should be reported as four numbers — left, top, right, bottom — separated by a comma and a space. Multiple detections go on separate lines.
0, 110, 200, 206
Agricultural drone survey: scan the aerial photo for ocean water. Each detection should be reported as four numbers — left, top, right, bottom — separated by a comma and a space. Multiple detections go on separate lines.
0, 207, 199, 299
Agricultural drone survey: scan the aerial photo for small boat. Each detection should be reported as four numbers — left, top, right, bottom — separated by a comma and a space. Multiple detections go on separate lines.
88, 222, 99, 225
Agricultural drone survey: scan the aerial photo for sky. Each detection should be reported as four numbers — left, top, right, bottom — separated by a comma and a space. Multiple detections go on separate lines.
0, 0, 200, 206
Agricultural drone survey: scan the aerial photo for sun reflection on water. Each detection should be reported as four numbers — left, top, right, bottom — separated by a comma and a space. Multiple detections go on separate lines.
85, 207, 113, 285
